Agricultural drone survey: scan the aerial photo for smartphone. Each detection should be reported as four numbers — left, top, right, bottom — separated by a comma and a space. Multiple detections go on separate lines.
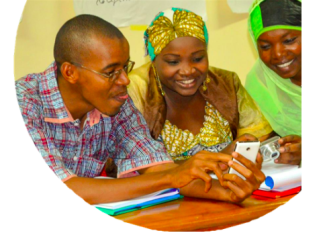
229, 141, 260, 180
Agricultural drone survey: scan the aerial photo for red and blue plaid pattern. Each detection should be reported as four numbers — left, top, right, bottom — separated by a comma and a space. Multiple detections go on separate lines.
16, 62, 172, 181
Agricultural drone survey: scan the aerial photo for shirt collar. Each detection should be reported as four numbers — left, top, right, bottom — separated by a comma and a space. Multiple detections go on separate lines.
41, 62, 106, 126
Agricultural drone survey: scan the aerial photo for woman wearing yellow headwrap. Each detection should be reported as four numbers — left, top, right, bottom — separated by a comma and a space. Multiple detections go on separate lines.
128, 8, 273, 163
245, 0, 301, 165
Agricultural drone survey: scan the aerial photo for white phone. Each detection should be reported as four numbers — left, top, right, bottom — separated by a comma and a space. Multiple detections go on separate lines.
229, 141, 260, 180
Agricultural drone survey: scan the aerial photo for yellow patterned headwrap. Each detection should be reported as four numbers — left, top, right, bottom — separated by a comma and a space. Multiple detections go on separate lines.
144, 8, 209, 61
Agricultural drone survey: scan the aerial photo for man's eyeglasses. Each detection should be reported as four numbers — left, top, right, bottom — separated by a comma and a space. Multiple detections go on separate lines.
71, 60, 135, 82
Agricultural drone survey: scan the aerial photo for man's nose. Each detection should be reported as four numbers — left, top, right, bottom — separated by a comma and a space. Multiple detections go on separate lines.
115, 70, 130, 86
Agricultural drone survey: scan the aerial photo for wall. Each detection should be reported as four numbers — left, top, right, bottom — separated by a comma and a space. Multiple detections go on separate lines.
14, 0, 258, 83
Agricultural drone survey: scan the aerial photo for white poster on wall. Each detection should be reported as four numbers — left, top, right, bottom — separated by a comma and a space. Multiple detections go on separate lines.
227, 0, 254, 13
73, 0, 207, 27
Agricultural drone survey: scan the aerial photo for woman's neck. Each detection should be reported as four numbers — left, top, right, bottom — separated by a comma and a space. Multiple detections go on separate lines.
163, 88, 204, 111
290, 72, 302, 87
163, 88, 206, 135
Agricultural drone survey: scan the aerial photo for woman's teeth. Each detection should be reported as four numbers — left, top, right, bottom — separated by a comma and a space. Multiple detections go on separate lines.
178, 79, 195, 84
277, 60, 294, 68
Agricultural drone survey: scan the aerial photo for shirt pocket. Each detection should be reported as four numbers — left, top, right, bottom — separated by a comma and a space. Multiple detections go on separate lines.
77, 156, 106, 178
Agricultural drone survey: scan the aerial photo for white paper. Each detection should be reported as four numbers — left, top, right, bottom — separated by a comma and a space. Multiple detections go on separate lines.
74, 0, 207, 27
227, 0, 255, 13
259, 161, 301, 191
261, 160, 299, 176
93, 188, 179, 209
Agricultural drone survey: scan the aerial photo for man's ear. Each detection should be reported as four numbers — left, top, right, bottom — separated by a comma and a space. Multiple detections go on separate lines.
60, 62, 79, 84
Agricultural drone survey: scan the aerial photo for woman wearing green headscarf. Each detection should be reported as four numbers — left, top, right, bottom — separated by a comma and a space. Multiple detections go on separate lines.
245, 0, 301, 165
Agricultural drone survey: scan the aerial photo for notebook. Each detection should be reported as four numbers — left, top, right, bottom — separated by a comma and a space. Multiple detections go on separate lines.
259, 161, 301, 191
253, 186, 301, 199
93, 187, 182, 216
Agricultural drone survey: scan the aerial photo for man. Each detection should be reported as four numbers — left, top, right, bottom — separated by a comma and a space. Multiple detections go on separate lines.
16, 14, 264, 205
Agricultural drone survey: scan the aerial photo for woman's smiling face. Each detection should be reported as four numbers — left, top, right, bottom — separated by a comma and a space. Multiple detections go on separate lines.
154, 36, 209, 97
257, 29, 301, 85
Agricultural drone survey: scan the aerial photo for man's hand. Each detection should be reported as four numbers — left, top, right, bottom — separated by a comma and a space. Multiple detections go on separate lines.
222, 151, 265, 203
167, 151, 232, 193
275, 135, 301, 165
104, 158, 118, 178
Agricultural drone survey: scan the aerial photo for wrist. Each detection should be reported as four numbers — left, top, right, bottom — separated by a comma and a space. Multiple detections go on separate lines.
212, 182, 232, 202
158, 170, 175, 189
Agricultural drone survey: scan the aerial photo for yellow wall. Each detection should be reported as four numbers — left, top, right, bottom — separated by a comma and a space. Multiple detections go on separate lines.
15, 0, 258, 83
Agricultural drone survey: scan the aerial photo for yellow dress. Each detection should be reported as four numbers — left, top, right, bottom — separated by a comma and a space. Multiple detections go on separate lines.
160, 102, 232, 160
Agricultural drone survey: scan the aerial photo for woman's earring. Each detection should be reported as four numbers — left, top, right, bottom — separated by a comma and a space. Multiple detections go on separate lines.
152, 64, 165, 96
202, 77, 211, 91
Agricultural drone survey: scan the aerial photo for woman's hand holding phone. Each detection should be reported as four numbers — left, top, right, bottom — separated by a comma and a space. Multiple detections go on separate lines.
219, 134, 261, 171
223, 139, 265, 203
222, 151, 265, 203
209, 133, 266, 203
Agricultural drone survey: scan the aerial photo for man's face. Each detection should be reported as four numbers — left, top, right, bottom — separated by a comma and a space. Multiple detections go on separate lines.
76, 35, 130, 116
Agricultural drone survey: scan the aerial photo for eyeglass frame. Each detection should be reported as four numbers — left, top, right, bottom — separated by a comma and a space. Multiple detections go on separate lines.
70, 60, 135, 82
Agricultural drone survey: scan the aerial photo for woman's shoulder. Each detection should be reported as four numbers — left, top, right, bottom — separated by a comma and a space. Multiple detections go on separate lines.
127, 62, 152, 114
128, 62, 151, 96
129, 62, 151, 78
208, 66, 241, 89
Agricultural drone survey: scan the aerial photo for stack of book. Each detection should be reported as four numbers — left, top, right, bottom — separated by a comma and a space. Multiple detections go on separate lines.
93, 188, 182, 216
253, 161, 302, 198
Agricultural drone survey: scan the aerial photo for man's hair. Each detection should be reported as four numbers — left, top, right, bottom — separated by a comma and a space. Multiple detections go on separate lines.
54, 14, 124, 66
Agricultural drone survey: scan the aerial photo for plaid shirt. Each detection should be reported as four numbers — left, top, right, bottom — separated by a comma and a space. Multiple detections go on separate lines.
16, 62, 172, 181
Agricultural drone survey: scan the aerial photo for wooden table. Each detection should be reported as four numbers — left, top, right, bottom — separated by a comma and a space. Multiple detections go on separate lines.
114, 194, 296, 231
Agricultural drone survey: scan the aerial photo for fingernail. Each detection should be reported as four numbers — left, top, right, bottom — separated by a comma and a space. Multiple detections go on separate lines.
232, 152, 238, 158
228, 160, 233, 166
275, 159, 278, 163
279, 148, 285, 153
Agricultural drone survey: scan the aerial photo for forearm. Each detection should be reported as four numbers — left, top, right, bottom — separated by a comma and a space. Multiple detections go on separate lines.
64, 171, 173, 205
179, 179, 231, 202
142, 163, 230, 201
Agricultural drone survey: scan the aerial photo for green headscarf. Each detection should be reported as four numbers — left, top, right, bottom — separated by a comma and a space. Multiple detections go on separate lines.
245, 0, 301, 137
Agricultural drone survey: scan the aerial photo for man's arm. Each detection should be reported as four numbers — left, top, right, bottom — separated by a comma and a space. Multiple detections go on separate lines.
17, 87, 76, 181
65, 151, 236, 204
64, 171, 173, 204
140, 150, 266, 203
139, 162, 231, 201
17, 100, 221, 204
17, 95, 231, 204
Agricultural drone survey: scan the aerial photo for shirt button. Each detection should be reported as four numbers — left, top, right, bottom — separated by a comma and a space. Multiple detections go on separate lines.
73, 156, 78, 161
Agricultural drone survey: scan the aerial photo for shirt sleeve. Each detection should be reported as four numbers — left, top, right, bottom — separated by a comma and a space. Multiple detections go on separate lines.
233, 74, 273, 138
110, 98, 173, 178
16, 82, 76, 182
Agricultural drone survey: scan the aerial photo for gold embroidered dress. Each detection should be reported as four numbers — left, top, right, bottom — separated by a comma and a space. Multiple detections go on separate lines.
160, 102, 232, 160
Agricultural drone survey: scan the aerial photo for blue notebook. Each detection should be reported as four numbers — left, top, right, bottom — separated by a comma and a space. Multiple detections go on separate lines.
94, 188, 182, 216
96, 194, 183, 216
